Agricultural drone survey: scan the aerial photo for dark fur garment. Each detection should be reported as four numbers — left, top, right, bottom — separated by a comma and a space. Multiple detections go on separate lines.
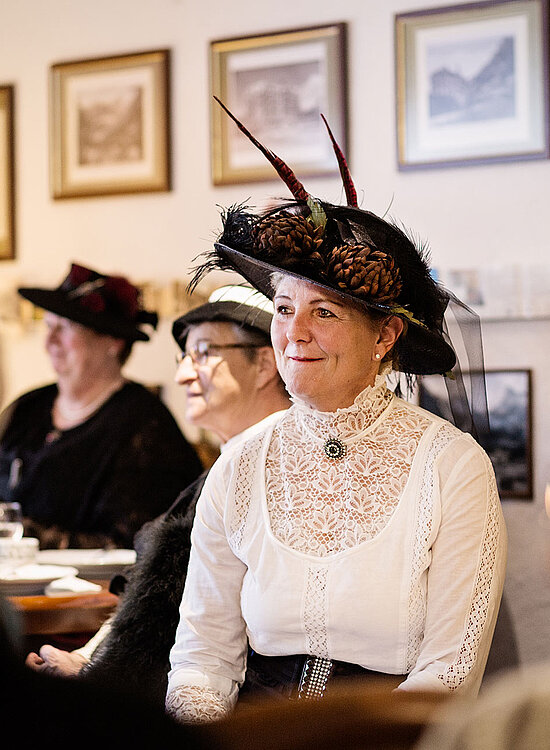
82, 475, 206, 706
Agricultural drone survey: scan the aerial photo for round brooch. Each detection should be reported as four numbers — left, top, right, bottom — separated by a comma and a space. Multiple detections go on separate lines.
323, 437, 347, 460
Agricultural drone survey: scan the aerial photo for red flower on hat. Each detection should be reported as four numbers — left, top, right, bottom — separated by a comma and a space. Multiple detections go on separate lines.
80, 292, 106, 313
104, 276, 139, 320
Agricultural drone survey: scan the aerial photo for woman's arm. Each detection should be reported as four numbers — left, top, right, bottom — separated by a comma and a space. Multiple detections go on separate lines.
399, 437, 507, 696
166, 462, 249, 723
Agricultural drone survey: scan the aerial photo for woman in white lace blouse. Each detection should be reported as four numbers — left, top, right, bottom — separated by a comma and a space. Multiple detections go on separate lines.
165, 105, 507, 724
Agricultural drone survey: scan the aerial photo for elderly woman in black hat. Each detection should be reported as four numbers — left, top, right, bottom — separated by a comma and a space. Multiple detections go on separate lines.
165, 106, 507, 724
0, 262, 202, 549
24, 284, 290, 704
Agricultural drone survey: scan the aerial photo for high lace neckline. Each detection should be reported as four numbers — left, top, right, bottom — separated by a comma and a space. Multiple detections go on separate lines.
290, 364, 394, 444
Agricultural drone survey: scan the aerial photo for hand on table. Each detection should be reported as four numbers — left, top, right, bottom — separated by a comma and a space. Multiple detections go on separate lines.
25, 644, 88, 677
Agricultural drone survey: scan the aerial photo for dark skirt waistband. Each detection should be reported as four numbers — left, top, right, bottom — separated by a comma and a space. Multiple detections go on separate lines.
238, 650, 406, 704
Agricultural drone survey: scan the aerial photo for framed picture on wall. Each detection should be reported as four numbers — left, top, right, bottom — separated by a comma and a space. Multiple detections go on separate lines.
395, 0, 549, 169
210, 23, 348, 185
419, 369, 533, 499
0, 85, 15, 259
50, 49, 171, 198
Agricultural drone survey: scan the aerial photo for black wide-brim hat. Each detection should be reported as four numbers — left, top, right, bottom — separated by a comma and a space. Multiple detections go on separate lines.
210, 240, 456, 376
18, 263, 158, 342
172, 285, 273, 350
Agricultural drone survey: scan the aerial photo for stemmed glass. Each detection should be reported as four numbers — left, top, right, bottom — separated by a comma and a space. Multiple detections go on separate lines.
0, 501, 24, 540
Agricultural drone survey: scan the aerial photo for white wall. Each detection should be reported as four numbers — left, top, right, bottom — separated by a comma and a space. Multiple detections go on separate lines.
2, 0, 550, 667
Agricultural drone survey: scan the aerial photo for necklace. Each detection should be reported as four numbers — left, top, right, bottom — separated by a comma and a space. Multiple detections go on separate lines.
52, 378, 125, 431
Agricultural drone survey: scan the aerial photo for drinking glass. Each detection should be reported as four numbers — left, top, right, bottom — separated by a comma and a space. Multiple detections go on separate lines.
0, 501, 24, 540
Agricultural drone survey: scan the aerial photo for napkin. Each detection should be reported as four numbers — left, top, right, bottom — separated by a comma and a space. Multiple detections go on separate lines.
45, 575, 102, 597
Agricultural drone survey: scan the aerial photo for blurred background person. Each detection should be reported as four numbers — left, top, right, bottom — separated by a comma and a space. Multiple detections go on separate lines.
25, 285, 290, 708
0, 595, 209, 749
0, 262, 203, 549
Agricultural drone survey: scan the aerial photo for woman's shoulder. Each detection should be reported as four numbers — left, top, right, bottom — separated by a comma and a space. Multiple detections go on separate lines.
0, 385, 57, 443
1, 383, 57, 419
392, 395, 462, 435
393, 395, 487, 456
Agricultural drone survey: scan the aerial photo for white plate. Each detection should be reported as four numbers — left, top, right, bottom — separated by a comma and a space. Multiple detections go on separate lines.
0, 564, 79, 596
36, 548, 136, 578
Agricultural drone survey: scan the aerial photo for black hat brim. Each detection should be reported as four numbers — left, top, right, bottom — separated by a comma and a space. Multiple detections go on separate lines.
172, 299, 272, 350
18, 288, 150, 342
212, 243, 456, 376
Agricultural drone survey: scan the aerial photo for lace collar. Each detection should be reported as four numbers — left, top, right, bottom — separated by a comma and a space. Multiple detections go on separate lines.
290, 364, 394, 444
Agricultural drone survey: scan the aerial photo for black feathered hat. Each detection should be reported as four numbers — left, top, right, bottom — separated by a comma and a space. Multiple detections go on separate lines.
190, 99, 456, 376
18, 262, 158, 342
189, 100, 490, 440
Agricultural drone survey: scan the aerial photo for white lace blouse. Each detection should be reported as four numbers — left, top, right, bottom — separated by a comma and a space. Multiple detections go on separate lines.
166, 375, 507, 724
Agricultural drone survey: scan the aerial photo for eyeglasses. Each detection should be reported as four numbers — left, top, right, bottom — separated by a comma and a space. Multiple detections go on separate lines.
176, 340, 264, 367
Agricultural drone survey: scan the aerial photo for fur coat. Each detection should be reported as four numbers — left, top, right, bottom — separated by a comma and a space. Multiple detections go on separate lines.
83, 473, 207, 706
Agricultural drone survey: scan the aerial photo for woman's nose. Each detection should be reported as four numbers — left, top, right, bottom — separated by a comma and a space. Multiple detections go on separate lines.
286, 311, 311, 343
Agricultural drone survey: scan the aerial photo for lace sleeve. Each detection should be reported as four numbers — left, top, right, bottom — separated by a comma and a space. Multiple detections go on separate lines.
403, 434, 506, 696
165, 685, 233, 724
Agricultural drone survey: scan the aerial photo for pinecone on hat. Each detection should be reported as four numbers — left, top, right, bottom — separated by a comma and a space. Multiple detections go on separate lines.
252, 211, 324, 267
327, 245, 402, 303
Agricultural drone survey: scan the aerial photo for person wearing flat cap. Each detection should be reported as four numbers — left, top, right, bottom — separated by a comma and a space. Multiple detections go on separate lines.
165, 103, 507, 723
0, 262, 203, 550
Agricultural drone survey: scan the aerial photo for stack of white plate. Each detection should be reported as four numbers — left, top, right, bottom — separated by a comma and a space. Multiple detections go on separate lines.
0, 564, 78, 596
36, 548, 136, 579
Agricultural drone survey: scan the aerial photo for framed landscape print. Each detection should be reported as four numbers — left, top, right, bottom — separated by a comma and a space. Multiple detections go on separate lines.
0, 85, 15, 259
50, 49, 170, 198
395, 0, 549, 169
210, 23, 348, 184
419, 369, 533, 499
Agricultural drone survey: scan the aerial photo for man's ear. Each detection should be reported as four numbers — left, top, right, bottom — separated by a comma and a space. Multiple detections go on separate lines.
254, 347, 280, 390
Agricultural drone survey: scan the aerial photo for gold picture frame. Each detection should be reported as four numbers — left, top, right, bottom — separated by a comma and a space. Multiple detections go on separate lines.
50, 49, 171, 198
210, 23, 348, 185
395, 0, 549, 169
0, 86, 15, 259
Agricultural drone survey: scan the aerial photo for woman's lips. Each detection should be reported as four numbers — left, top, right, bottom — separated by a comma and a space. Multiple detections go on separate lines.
288, 355, 323, 362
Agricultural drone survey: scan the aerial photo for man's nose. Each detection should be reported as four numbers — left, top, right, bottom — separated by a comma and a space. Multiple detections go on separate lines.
174, 353, 198, 384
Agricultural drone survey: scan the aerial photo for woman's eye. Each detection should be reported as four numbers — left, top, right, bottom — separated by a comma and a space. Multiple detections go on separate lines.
317, 307, 335, 318
276, 305, 292, 314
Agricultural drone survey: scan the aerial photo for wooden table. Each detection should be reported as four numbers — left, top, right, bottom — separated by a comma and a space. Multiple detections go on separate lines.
8, 580, 118, 650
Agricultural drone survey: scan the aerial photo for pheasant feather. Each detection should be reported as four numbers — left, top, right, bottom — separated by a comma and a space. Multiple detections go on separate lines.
320, 114, 358, 207
214, 96, 308, 202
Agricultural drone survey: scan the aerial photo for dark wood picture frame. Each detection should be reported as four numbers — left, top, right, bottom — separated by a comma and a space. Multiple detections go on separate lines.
419, 369, 533, 499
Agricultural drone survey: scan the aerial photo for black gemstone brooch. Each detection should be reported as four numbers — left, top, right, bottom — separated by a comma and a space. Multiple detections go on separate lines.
323, 437, 347, 460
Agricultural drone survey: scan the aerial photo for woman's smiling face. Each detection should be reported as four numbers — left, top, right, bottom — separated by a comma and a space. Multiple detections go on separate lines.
270, 276, 386, 412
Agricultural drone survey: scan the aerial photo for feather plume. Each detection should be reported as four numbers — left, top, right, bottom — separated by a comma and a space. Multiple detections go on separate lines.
214, 96, 309, 202
320, 114, 358, 207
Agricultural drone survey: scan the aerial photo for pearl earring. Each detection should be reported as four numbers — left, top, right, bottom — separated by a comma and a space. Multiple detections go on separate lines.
374, 352, 381, 360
